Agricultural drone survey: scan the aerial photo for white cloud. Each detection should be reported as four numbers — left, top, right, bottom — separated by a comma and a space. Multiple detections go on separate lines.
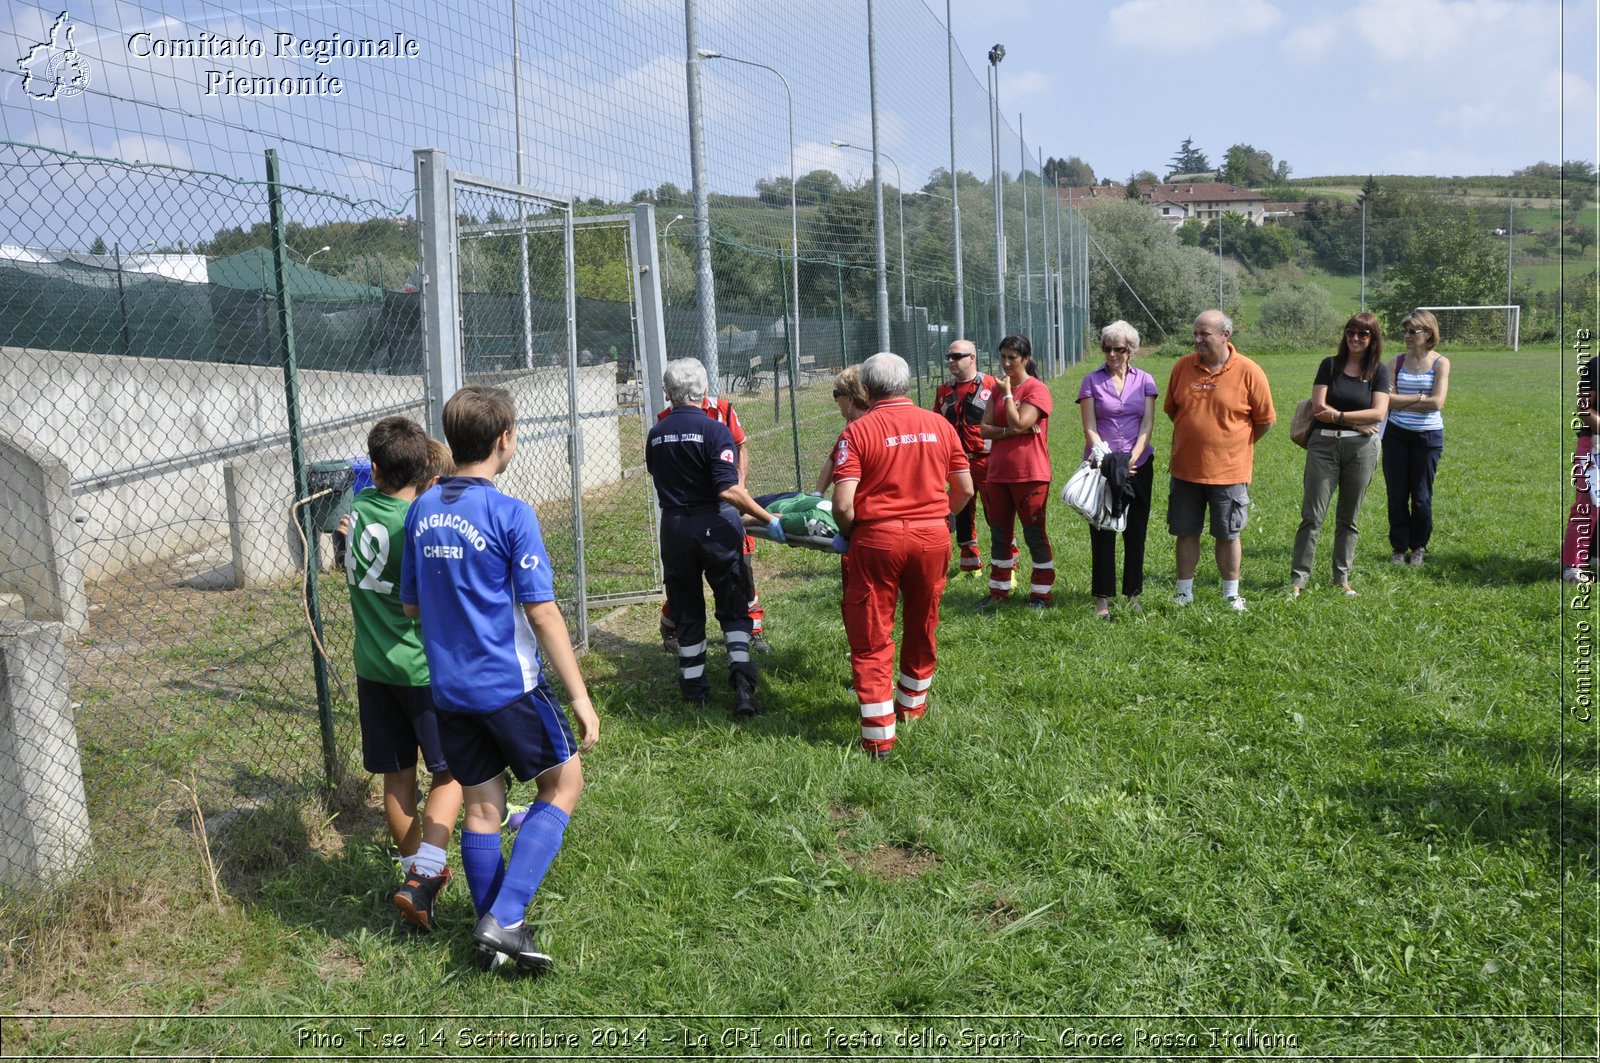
1346, 0, 1551, 64
1106, 0, 1284, 51
1280, 20, 1337, 57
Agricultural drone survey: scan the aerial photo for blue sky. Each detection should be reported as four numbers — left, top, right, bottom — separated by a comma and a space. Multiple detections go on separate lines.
948, 0, 1597, 181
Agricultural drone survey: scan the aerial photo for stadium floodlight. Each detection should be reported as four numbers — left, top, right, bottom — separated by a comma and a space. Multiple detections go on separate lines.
1418, 305, 1521, 351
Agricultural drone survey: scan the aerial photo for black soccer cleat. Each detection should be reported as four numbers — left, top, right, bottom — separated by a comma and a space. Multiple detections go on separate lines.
392, 866, 451, 932
472, 913, 553, 974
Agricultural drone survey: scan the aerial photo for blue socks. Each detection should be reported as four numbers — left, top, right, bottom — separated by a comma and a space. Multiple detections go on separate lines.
488, 802, 570, 926
458, 830, 505, 918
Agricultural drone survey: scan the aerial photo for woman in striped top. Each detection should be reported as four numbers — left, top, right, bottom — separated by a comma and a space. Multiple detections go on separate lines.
1382, 309, 1452, 566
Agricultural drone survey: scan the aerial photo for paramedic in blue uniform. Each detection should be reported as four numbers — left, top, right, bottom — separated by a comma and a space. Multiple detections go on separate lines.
647, 358, 786, 717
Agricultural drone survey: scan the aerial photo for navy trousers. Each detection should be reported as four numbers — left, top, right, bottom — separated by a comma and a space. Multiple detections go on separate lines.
660, 505, 756, 699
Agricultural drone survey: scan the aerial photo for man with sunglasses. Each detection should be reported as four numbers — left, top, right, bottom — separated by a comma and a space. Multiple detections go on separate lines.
1164, 310, 1275, 611
933, 339, 1002, 578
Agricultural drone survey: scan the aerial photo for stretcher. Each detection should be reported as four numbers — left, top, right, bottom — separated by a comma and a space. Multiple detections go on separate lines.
744, 517, 838, 552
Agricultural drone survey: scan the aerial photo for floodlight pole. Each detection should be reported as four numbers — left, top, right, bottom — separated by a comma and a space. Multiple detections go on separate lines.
684, 0, 720, 387
946, 0, 965, 338
867, 0, 890, 352
833, 140, 906, 323
987, 44, 1006, 342
697, 48, 804, 487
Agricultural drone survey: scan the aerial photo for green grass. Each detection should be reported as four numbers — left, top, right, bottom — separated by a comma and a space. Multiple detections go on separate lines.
2, 348, 1592, 1058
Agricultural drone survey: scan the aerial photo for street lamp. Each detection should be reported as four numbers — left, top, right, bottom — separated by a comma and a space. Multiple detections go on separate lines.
697, 47, 803, 487
661, 213, 685, 307
289, 244, 330, 266
987, 44, 1006, 341
832, 140, 906, 322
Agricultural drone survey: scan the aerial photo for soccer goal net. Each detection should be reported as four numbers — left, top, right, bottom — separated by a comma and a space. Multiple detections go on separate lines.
1418, 305, 1521, 350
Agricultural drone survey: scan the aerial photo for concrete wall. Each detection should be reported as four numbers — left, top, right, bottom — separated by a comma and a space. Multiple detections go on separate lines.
1, 348, 624, 591
0, 621, 92, 886
0, 430, 87, 632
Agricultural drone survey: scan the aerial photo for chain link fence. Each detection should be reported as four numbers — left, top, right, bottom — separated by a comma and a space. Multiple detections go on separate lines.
0, 0, 1097, 927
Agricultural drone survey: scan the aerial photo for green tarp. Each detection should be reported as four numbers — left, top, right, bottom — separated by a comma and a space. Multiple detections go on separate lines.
206, 246, 384, 303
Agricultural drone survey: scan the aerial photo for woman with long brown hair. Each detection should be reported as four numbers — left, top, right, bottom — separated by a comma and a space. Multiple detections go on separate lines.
1290, 311, 1391, 596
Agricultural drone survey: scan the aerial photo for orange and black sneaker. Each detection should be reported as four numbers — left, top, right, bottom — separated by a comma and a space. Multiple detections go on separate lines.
393, 866, 451, 932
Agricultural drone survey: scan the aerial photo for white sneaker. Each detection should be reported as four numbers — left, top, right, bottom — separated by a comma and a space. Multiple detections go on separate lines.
1406, 549, 1426, 567
1390, 551, 1406, 565
1173, 589, 1195, 606
1226, 595, 1248, 612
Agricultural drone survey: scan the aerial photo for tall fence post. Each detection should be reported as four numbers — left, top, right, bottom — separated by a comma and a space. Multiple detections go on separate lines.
264, 148, 338, 790
415, 148, 462, 439
631, 202, 669, 419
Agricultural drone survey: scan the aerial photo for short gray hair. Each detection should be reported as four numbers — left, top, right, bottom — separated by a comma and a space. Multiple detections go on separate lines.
1196, 309, 1234, 336
859, 352, 910, 400
663, 357, 708, 405
1099, 320, 1140, 354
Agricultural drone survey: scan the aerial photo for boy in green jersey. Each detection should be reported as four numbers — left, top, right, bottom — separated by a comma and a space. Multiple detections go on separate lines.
344, 416, 464, 930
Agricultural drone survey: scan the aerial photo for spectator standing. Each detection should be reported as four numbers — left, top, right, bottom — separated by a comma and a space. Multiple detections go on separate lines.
831, 353, 972, 759
978, 335, 1055, 609
1290, 312, 1391, 596
1077, 321, 1158, 619
1164, 311, 1275, 611
1384, 309, 1452, 568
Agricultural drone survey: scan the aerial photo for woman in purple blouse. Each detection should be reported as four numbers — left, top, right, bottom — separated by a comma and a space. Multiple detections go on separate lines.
1077, 320, 1158, 619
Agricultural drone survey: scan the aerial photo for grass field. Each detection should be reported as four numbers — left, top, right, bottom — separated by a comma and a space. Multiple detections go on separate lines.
2, 346, 1593, 1059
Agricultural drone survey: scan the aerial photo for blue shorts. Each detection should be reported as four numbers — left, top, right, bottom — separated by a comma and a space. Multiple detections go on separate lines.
356, 676, 449, 775
435, 681, 578, 788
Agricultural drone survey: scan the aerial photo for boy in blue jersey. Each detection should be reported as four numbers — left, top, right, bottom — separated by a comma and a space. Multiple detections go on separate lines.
401, 385, 599, 973
344, 418, 463, 931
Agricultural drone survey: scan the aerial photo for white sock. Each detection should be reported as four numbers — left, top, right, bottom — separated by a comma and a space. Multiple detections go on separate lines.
1221, 579, 1240, 598
1175, 578, 1194, 595
398, 853, 417, 874
412, 842, 447, 878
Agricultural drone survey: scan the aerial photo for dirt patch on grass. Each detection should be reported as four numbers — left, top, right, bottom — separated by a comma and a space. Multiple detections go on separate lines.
977, 890, 1021, 930
844, 844, 938, 880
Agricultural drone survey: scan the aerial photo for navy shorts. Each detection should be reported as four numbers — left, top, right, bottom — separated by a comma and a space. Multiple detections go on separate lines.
357, 676, 449, 775
435, 681, 578, 788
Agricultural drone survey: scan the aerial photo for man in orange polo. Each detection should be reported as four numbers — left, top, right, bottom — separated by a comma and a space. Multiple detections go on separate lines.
1164, 310, 1275, 611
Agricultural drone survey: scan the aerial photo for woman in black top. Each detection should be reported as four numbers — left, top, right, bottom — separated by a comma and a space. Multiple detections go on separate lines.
1290, 312, 1391, 596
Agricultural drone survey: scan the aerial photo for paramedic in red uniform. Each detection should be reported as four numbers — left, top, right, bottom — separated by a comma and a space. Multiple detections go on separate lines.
656, 389, 769, 654
831, 352, 973, 760
933, 338, 1000, 577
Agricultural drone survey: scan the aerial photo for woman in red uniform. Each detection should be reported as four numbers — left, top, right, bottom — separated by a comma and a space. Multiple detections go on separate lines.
978, 335, 1055, 609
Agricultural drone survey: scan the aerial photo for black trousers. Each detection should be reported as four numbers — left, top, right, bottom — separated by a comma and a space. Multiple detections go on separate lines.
1088, 459, 1153, 599
660, 506, 756, 699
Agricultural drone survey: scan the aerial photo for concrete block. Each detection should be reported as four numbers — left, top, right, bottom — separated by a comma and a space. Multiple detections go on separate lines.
0, 620, 92, 887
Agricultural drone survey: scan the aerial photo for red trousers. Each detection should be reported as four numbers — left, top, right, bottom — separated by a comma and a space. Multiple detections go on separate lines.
954, 457, 989, 571
843, 519, 950, 754
983, 480, 1054, 602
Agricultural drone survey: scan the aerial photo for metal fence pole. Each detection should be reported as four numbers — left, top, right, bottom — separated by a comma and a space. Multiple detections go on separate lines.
562, 204, 590, 649
265, 148, 337, 790
414, 148, 462, 438
632, 202, 669, 419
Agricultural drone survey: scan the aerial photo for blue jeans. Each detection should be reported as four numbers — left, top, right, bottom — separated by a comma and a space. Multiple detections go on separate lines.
1381, 425, 1444, 553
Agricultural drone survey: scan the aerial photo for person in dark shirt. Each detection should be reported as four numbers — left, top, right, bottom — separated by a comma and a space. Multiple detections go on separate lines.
646, 358, 784, 715
1290, 312, 1391, 597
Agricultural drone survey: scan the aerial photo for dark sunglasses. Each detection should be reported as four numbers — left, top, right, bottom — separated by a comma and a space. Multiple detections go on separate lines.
1344, 328, 1372, 338
946, 352, 970, 360
1103, 345, 1130, 355
1403, 328, 1430, 336
831, 389, 849, 399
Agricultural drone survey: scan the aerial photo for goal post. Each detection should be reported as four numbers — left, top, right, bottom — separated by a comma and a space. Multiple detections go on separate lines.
1418, 305, 1521, 351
